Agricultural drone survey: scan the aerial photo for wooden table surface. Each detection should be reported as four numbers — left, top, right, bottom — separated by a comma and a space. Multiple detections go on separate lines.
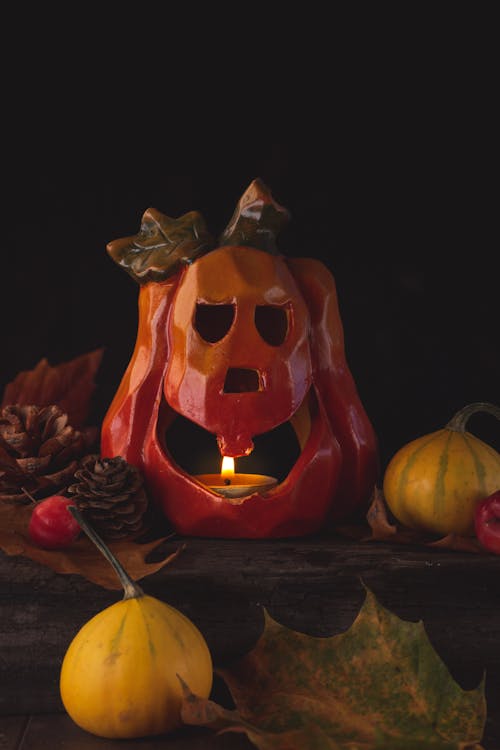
0, 715, 255, 749
1, 534, 499, 748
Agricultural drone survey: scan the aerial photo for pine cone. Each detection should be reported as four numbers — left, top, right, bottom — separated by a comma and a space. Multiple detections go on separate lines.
0, 404, 90, 504
68, 455, 149, 540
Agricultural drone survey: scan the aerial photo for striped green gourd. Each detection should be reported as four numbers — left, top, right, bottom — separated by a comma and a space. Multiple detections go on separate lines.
383, 402, 500, 536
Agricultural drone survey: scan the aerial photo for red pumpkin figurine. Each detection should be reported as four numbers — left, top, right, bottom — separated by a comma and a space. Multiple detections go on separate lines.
101, 180, 378, 538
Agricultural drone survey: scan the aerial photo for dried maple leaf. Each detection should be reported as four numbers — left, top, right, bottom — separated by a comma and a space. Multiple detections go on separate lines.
181, 586, 486, 750
0, 501, 180, 590
1, 348, 104, 428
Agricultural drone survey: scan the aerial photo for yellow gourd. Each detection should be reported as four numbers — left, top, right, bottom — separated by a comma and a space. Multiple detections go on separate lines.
60, 508, 213, 739
383, 402, 500, 536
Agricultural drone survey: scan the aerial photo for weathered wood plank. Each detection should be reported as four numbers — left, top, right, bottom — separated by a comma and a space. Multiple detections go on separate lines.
17, 714, 253, 749
0, 716, 28, 750
1, 535, 499, 744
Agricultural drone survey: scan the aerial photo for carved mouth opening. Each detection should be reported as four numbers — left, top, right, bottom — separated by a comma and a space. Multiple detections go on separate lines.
164, 416, 300, 482
223, 368, 261, 393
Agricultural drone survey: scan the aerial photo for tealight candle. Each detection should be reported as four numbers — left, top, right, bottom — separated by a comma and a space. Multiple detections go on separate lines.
195, 457, 278, 498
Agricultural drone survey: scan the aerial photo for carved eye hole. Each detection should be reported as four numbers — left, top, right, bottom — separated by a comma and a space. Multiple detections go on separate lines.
255, 304, 289, 346
194, 303, 235, 343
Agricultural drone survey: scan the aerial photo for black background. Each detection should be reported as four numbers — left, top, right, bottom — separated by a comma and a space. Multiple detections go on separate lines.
1, 15, 498, 473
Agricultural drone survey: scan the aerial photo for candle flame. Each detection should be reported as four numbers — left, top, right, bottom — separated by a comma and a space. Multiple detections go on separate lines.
221, 456, 235, 477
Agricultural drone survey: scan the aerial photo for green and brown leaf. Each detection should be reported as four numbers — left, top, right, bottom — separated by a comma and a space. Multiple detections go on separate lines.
181, 586, 486, 750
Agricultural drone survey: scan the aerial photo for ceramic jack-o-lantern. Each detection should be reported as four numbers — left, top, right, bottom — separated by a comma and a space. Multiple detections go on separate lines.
101, 180, 379, 538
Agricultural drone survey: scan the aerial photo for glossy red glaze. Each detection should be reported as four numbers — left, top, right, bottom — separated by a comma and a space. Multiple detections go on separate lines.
288, 258, 380, 522
101, 244, 379, 537
164, 247, 312, 457
145, 387, 341, 538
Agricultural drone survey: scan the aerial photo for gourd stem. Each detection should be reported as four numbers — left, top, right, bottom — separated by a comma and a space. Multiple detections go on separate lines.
446, 402, 500, 432
68, 505, 144, 600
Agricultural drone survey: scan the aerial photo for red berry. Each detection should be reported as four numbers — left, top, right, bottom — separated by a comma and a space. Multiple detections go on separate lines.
28, 495, 81, 550
474, 490, 500, 555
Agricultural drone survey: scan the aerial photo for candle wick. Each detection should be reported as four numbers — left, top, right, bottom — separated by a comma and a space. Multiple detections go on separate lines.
224, 478, 231, 485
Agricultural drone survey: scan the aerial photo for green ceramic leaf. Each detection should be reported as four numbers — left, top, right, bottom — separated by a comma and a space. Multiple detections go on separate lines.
181, 586, 486, 750
219, 178, 290, 254
107, 207, 213, 283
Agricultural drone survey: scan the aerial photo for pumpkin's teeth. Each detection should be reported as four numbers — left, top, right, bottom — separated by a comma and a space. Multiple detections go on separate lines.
216, 431, 255, 459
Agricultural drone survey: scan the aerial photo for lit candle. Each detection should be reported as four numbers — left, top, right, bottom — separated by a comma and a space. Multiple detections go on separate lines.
195, 456, 278, 498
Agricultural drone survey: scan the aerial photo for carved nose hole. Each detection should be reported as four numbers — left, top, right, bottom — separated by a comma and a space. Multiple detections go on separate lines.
223, 368, 261, 393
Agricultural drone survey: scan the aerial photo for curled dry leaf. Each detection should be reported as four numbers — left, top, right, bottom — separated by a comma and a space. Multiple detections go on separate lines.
365, 487, 426, 544
1, 348, 104, 429
0, 501, 181, 590
181, 586, 486, 750
359, 488, 486, 554
428, 534, 485, 554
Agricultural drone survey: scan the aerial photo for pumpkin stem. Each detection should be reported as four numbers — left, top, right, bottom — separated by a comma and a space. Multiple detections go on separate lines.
219, 178, 290, 254
446, 402, 500, 433
21, 487, 38, 505
68, 505, 144, 600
